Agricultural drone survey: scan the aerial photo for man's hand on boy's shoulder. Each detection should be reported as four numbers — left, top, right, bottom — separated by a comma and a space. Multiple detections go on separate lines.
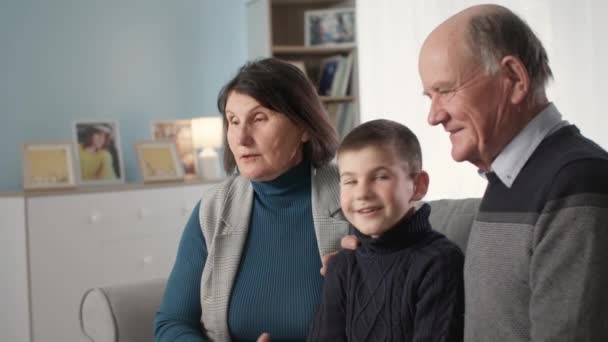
320, 234, 360, 276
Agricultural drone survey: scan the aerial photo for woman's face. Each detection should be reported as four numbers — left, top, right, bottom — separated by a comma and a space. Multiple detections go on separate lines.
92, 132, 107, 149
225, 91, 309, 181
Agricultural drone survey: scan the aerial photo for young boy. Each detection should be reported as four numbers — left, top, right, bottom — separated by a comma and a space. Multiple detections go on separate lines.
308, 119, 464, 342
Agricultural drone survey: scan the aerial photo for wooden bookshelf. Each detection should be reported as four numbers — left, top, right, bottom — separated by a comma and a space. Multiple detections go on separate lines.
247, 0, 359, 137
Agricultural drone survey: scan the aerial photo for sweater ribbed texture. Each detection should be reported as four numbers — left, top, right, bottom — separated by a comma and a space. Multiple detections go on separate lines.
154, 160, 322, 342
154, 199, 207, 341
228, 160, 323, 341
308, 204, 464, 342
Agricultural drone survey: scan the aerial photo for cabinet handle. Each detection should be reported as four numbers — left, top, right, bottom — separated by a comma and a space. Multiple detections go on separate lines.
142, 255, 154, 265
89, 213, 101, 223
138, 208, 151, 219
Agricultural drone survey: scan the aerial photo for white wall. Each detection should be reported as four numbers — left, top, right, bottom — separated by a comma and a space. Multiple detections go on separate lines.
357, 0, 608, 200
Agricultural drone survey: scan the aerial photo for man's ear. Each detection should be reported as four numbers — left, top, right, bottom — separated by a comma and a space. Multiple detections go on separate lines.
500, 55, 529, 105
411, 171, 429, 201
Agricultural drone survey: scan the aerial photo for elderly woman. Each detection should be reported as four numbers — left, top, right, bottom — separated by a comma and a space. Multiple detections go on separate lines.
154, 58, 350, 341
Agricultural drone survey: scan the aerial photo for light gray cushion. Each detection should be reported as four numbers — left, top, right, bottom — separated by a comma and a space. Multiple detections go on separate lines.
427, 198, 481, 252
80, 278, 166, 342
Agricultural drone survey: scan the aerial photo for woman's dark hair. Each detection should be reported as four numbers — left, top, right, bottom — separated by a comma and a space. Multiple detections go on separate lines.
217, 57, 338, 174
81, 125, 111, 149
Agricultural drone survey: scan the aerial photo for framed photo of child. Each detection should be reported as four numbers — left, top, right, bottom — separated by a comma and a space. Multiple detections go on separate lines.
151, 120, 199, 179
135, 141, 184, 183
22, 142, 77, 190
73, 121, 125, 185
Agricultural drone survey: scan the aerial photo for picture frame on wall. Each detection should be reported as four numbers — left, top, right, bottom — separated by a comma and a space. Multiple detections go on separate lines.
151, 119, 199, 179
73, 120, 125, 185
135, 141, 184, 183
304, 7, 356, 47
22, 142, 76, 190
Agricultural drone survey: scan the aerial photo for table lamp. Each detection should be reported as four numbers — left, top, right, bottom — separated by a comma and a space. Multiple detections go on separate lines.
191, 116, 224, 180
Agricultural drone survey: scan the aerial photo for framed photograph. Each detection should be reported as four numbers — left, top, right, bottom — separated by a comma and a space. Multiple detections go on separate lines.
135, 141, 184, 183
304, 8, 356, 47
22, 143, 76, 190
73, 121, 125, 185
151, 120, 198, 178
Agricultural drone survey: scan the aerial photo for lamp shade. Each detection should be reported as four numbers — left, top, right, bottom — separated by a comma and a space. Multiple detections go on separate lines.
191, 116, 223, 149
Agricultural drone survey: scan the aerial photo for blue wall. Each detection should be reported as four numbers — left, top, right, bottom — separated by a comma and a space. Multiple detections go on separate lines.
0, 0, 247, 191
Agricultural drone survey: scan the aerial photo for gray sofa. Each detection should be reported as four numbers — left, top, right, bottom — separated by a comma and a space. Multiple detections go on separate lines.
79, 198, 480, 342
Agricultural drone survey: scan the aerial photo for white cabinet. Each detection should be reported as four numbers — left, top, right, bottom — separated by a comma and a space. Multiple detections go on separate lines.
0, 195, 30, 342
0, 182, 215, 342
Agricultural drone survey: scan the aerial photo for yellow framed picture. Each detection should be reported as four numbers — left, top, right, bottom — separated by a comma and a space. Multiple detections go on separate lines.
22, 143, 76, 190
135, 141, 184, 183
73, 120, 125, 185
151, 120, 199, 179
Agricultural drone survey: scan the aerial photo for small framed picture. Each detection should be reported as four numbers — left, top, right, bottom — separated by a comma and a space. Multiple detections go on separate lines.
151, 120, 198, 179
22, 143, 76, 190
135, 141, 184, 183
304, 8, 356, 47
73, 121, 125, 185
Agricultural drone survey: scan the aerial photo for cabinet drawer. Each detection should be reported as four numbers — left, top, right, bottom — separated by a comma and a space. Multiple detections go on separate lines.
27, 185, 204, 240
98, 231, 181, 284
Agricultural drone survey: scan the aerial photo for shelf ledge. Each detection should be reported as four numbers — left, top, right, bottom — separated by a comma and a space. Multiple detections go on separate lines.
273, 45, 355, 55
320, 96, 355, 103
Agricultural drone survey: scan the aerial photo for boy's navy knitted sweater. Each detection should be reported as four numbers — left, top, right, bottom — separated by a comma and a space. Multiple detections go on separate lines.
308, 204, 464, 342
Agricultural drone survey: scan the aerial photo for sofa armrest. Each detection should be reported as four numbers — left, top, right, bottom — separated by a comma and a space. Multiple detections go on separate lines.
80, 278, 166, 342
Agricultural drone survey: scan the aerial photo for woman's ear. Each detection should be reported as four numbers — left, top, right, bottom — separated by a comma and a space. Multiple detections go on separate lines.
411, 171, 429, 201
301, 130, 310, 143
500, 55, 530, 105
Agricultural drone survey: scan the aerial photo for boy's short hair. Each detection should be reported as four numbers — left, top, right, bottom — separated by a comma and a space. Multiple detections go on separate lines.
338, 119, 422, 173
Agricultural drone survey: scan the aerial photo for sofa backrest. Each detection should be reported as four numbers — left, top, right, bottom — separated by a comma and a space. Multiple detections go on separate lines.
427, 198, 481, 253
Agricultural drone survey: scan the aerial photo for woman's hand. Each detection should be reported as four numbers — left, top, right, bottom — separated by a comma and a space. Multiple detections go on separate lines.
320, 234, 360, 276
257, 332, 271, 342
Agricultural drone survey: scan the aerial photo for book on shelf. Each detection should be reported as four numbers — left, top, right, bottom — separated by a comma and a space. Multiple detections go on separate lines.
326, 102, 355, 139
331, 52, 354, 97
317, 52, 354, 97
335, 102, 356, 138
318, 55, 342, 96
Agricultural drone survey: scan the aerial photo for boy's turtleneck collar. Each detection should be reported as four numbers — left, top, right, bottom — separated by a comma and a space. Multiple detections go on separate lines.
251, 159, 311, 196
356, 203, 432, 255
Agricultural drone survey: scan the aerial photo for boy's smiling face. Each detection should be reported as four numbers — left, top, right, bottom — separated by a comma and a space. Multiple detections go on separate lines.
338, 144, 426, 238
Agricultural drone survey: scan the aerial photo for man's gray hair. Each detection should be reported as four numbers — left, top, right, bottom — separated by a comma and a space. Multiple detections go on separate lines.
466, 7, 553, 91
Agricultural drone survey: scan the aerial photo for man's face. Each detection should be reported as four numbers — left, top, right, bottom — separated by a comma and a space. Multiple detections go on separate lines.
418, 36, 511, 170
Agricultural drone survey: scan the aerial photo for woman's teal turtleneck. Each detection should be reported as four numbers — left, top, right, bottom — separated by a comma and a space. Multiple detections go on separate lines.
229, 159, 322, 341
154, 160, 323, 342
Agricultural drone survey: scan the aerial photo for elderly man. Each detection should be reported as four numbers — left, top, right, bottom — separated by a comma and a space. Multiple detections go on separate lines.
419, 4, 608, 342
